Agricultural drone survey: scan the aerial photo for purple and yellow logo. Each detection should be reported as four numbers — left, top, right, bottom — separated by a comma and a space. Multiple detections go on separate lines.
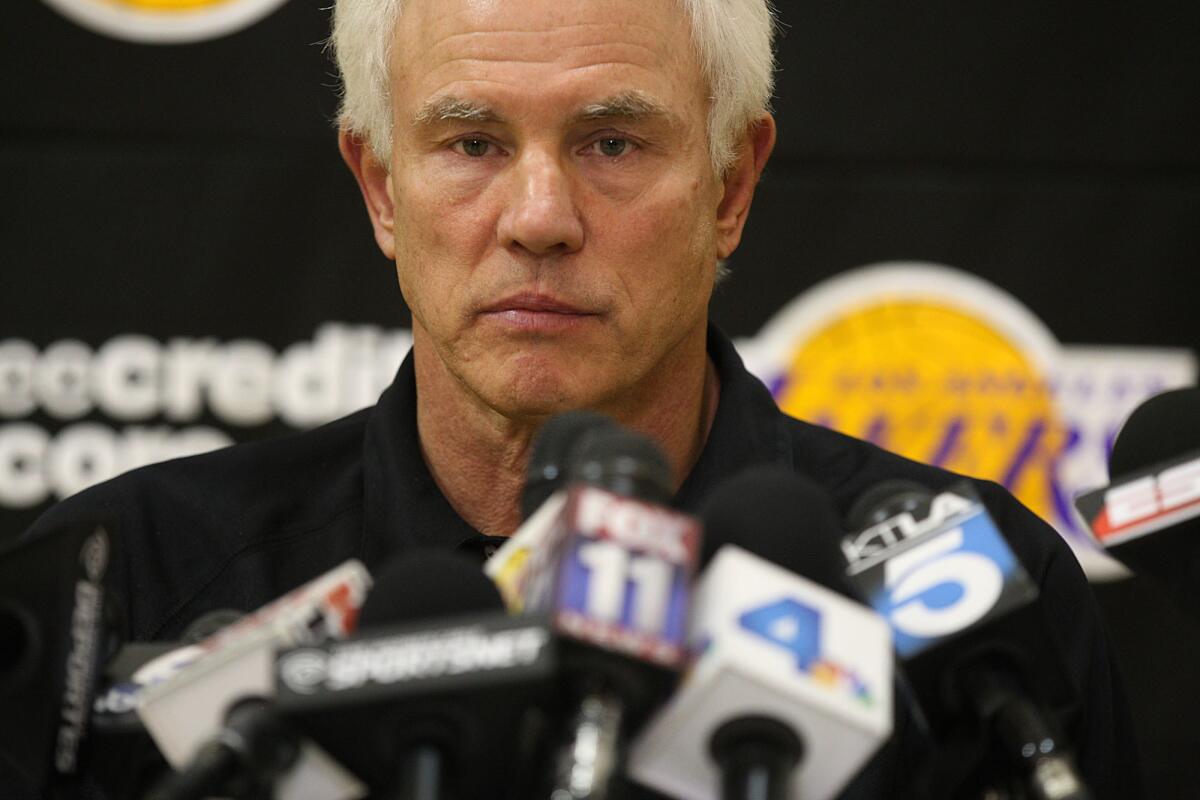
774, 298, 1068, 522
40, 0, 288, 43
737, 262, 1196, 579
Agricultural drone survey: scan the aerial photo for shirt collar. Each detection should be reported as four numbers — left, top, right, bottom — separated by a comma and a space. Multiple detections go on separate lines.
673, 323, 795, 512
360, 323, 793, 566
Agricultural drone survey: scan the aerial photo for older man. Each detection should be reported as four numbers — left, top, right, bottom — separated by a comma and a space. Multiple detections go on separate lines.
24, 0, 1138, 797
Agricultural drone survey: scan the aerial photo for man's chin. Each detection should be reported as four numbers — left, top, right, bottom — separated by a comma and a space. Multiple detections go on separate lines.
474, 367, 614, 421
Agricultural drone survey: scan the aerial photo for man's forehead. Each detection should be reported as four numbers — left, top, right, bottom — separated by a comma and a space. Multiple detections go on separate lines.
391, 0, 702, 99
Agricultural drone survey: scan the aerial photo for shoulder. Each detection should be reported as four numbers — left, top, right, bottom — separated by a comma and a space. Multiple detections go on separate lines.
29, 407, 370, 536
24, 408, 372, 639
780, 415, 1055, 544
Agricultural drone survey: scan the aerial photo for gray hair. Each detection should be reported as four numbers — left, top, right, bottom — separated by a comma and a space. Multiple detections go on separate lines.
330, 0, 777, 176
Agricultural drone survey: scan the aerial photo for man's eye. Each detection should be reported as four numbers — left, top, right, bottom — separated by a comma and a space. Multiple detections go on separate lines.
595, 137, 629, 157
457, 138, 491, 157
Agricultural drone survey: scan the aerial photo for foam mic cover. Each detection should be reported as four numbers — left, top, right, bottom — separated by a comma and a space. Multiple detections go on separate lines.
180, 610, 245, 644
569, 424, 673, 505
698, 465, 850, 593
1082, 386, 1200, 618
1110, 386, 1200, 478
358, 550, 504, 628
521, 411, 615, 520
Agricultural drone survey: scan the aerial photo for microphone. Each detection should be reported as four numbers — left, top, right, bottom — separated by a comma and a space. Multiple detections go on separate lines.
0, 520, 117, 799
274, 550, 557, 800
1073, 386, 1200, 618
628, 467, 894, 800
137, 560, 371, 800
521, 410, 616, 520
489, 411, 616, 610
844, 480, 1091, 800
519, 424, 699, 800
79, 610, 249, 797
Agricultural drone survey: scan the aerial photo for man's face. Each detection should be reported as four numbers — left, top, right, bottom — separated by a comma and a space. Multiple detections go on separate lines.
385, 0, 726, 418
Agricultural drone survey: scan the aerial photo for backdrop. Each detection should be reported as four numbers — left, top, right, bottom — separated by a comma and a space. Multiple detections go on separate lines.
2, 0, 1198, 793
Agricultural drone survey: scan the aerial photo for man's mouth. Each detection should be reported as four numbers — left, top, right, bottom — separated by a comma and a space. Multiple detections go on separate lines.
477, 292, 600, 333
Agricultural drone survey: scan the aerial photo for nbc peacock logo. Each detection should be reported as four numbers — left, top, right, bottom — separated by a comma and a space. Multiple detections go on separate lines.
40, 0, 289, 43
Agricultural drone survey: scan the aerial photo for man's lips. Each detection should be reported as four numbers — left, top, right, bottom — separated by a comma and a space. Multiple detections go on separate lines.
477, 293, 600, 332
478, 293, 597, 316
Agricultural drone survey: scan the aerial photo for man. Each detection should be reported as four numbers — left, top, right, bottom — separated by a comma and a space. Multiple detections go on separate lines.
22, 0, 1138, 797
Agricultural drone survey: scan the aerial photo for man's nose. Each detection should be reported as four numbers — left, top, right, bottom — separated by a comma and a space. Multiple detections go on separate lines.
496, 148, 584, 257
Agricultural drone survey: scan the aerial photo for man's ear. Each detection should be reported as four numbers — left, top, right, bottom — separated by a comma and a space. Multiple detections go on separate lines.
715, 114, 777, 260
339, 129, 396, 260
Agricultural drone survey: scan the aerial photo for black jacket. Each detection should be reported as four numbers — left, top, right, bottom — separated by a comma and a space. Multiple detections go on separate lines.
23, 325, 1140, 798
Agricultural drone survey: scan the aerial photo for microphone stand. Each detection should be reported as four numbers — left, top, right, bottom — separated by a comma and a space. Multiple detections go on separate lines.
964, 667, 1092, 800
709, 716, 804, 800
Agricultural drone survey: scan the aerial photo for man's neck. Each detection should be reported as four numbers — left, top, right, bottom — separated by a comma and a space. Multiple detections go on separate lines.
412, 329, 720, 537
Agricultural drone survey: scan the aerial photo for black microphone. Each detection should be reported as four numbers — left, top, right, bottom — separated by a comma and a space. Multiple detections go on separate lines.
566, 423, 674, 506
844, 480, 1091, 800
521, 410, 616, 521
515, 424, 698, 800
489, 411, 619, 608
1073, 386, 1200, 618
141, 562, 370, 800
0, 520, 118, 800
275, 550, 555, 800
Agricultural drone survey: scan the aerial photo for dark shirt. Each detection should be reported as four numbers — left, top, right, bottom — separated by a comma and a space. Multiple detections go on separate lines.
24, 325, 1140, 798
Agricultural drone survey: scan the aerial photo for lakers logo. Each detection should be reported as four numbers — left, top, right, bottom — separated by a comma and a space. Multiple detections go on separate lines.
41, 0, 288, 43
106, 0, 237, 9
744, 263, 1071, 527
776, 298, 1067, 521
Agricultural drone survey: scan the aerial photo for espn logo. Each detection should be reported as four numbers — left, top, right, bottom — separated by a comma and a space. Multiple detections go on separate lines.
1075, 451, 1200, 547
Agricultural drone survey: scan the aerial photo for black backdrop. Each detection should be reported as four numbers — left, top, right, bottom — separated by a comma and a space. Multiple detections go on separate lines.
3, 0, 1199, 794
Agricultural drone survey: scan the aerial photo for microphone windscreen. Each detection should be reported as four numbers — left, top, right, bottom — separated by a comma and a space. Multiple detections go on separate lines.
522, 411, 615, 520
699, 466, 848, 594
181, 609, 245, 644
1109, 386, 1200, 478
358, 551, 504, 629
844, 479, 929, 533
569, 426, 673, 504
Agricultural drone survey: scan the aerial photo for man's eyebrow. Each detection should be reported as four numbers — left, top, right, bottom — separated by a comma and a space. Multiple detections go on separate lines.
413, 96, 502, 127
412, 91, 675, 128
577, 91, 673, 122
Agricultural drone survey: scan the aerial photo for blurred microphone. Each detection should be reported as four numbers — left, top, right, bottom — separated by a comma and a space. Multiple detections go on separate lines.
629, 467, 893, 800
275, 551, 557, 800
489, 411, 615, 610
138, 560, 372, 800
519, 424, 700, 800
94, 608, 245, 732
0, 520, 117, 800
521, 410, 616, 520
82, 611, 245, 797
844, 480, 1090, 800
1074, 386, 1200, 618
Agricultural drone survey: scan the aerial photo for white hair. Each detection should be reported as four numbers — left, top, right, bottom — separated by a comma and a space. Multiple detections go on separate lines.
329, 0, 777, 176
